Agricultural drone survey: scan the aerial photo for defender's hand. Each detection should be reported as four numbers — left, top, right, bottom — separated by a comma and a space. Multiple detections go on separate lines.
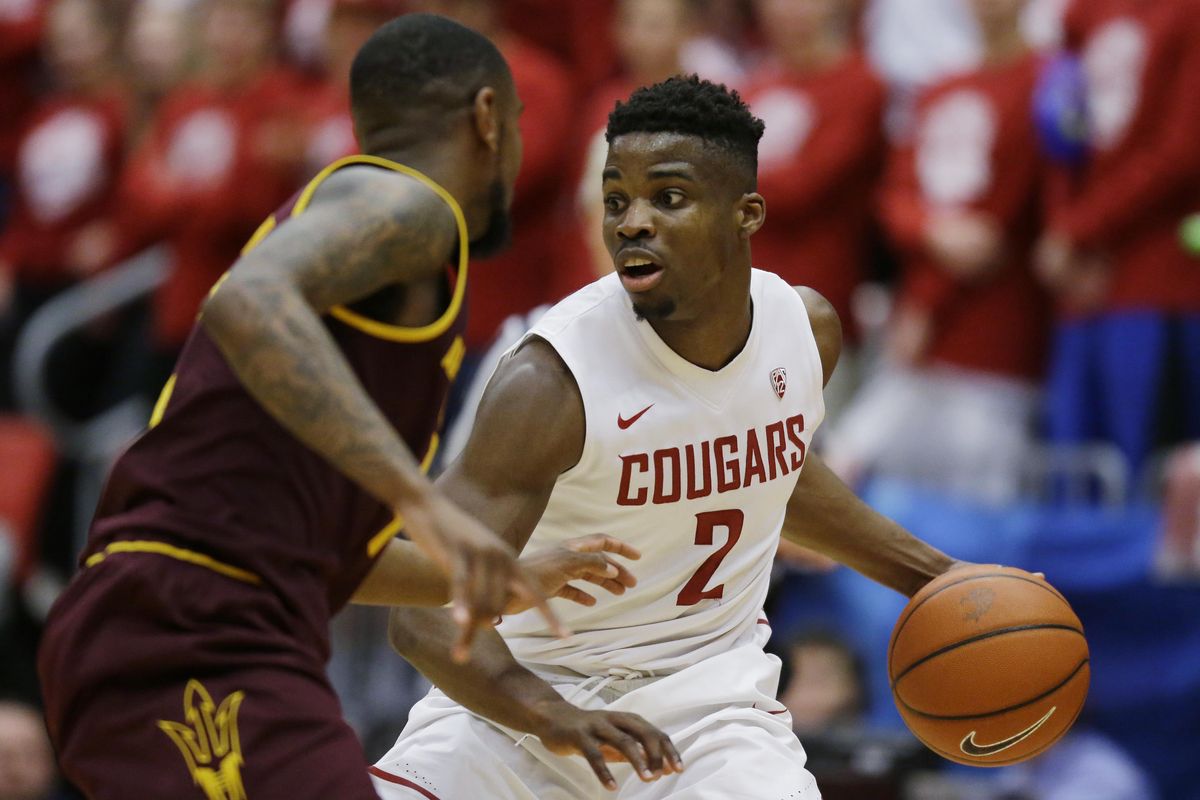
510, 535, 640, 614
399, 491, 568, 661
534, 705, 683, 791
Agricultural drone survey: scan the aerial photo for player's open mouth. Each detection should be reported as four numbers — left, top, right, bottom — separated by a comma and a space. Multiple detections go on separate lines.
617, 253, 665, 293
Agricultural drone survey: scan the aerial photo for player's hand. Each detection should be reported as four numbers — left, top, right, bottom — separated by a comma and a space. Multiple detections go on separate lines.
398, 490, 569, 662
511, 534, 640, 614
534, 705, 684, 791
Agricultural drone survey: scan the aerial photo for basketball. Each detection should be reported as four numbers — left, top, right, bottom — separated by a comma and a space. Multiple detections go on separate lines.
888, 565, 1090, 767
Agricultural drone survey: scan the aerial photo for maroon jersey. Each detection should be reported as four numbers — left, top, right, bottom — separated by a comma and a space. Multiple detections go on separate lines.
83, 155, 469, 657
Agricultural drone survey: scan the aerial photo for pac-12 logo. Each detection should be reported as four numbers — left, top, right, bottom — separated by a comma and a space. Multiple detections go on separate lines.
770, 368, 787, 399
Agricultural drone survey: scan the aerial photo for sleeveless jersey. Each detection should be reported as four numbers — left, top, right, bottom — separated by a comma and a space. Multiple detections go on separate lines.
498, 269, 825, 677
84, 155, 469, 657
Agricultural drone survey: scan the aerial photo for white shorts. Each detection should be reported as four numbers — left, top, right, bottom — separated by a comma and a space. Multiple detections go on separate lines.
371, 644, 820, 799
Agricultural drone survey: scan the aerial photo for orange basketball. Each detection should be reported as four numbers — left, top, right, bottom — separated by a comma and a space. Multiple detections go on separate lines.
888, 565, 1090, 766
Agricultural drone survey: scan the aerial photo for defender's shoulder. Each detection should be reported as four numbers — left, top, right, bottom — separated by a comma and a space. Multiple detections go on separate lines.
306, 165, 459, 242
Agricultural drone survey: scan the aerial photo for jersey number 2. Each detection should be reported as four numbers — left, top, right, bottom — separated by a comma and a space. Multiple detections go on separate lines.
676, 509, 744, 605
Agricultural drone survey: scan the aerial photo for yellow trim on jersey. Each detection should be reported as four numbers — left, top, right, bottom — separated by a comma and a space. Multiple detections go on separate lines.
241, 214, 277, 256
365, 433, 441, 557
84, 540, 262, 585
149, 374, 178, 428
292, 154, 470, 343
441, 335, 467, 380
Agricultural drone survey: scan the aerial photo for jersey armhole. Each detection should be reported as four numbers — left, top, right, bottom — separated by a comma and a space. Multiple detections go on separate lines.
789, 285, 828, 431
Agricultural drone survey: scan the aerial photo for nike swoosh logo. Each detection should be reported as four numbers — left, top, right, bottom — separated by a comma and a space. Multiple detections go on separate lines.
617, 404, 654, 430
960, 706, 1056, 757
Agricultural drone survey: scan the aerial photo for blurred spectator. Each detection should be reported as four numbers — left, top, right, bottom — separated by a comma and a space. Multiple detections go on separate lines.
863, 0, 978, 130
780, 629, 867, 734
0, 0, 43, 203
743, 0, 886, 412
1159, 443, 1200, 579
294, 0, 405, 178
775, 628, 934, 800
122, 0, 198, 138
409, 0, 574, 360
1036, 0, 1200, 477
829, 0, 1050, 504
498, 0, 615, 94
115, 0, 302, 390
0, 700, 57, 800
567, 0, 736, 290
0, 0, 129, 409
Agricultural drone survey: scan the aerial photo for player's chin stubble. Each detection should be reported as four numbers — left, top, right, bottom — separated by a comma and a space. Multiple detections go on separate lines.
632, 298, 676, 322
468, 179, 512, 258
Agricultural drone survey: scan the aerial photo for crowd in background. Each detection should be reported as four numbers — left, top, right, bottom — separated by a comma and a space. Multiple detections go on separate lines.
1, 0, 1199, 798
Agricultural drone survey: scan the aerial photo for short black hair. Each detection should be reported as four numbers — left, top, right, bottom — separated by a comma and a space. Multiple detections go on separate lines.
606, 75, 765, 185
350, 13, 512, 138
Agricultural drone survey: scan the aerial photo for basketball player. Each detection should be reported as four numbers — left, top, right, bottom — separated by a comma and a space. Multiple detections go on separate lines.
37, 16, 679, 799
369, 75, 968, 799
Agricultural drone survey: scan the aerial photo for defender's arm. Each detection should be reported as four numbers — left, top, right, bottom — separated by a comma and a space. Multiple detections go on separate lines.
200, 166, 557, 645
202, 166, 457, 521
352, 534, 640, 610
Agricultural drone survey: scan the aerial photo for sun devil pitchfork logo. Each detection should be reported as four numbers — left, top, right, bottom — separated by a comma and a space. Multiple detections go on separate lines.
158, 680, 248, 800
770, 367, 787, 399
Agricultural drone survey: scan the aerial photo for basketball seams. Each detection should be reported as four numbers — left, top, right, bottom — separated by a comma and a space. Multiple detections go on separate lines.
888, 572, 1076, 674
896, 658, 1090, 720
890, 623, 1085, 685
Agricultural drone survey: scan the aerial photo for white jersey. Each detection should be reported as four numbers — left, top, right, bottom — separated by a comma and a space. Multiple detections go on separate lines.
498, 269, 825, 677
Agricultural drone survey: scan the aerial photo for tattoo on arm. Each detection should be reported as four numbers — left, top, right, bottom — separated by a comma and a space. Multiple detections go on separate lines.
201, 168, 459, 506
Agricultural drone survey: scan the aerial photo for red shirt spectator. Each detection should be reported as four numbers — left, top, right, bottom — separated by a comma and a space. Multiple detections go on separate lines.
745, 54, 885, 340
117, 68, 304, 348
501, 0, 617, 94
0, 0, 43, 181
557, 0, 730, 297
294, 0, 410, 180
0, 91, 129, 287
878, 53, 1051, 380
1041, 0, 1200, 314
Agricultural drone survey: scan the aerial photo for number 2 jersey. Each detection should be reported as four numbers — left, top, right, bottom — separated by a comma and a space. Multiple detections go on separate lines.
498, 269, 825, 677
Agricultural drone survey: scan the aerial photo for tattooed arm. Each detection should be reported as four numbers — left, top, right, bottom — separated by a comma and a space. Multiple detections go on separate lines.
201, 166, 563, 652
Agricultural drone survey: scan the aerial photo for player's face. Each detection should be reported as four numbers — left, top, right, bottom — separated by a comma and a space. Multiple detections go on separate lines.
602, 132, 749, 321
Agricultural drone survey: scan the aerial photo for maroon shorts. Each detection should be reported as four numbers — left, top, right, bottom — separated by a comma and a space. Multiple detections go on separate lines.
38, 549, 381, 800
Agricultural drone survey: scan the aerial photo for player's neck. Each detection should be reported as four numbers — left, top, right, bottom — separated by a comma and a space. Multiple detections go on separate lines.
646, 275, 754, 372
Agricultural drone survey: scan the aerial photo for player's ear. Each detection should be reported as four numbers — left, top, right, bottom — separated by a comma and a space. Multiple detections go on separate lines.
736, 193, 766, 239
471, 86, 501, 153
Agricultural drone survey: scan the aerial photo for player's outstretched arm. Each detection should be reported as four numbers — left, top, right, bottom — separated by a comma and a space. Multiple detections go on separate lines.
783, 285, 960, 596
200, 166, 558, 644
352, 534, 640, 609
389, 607, 683, 790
